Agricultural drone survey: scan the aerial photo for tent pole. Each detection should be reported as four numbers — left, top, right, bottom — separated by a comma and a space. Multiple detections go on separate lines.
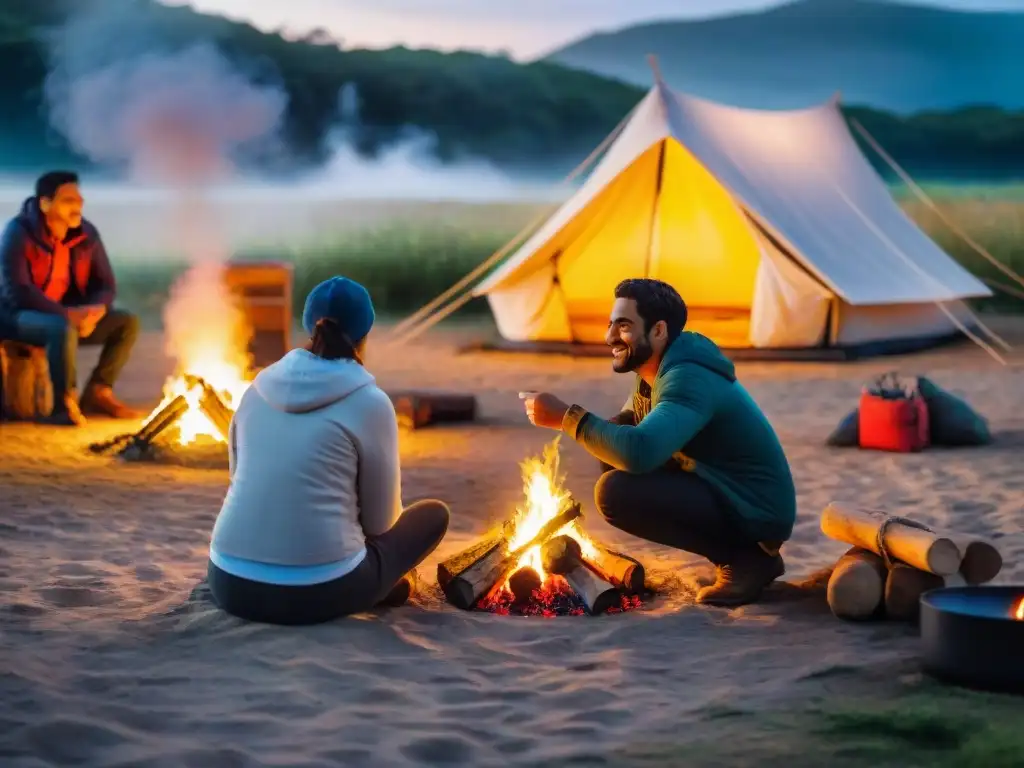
643, 140, 667, 278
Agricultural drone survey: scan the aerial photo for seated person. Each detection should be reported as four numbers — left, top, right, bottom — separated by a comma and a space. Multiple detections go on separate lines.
0, 170, 142, 425
521, 278, 796, 607
208, 276, 450, 625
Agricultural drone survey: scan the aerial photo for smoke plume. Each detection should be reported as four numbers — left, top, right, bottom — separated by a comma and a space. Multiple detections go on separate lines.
43, 3, 288, 377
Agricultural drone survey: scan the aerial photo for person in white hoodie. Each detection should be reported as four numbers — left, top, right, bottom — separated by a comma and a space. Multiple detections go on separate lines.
207, 276, 450, 625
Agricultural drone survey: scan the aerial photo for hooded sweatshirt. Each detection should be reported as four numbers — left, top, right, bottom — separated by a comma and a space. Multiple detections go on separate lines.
565, 332, 796, 542
209, 349, 402, 584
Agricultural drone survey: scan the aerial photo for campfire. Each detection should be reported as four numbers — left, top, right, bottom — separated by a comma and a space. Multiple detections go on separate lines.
1015, 597, 1024, 621
89, 263, 253, 459
437, 438, 645, 616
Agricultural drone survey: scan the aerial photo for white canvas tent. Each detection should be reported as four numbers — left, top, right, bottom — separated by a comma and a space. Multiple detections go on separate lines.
471, 81, 991, 354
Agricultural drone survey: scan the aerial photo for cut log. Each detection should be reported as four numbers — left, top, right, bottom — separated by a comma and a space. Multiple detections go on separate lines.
196, 379, 234, 441
508, 567, 542, 604
949, 536, 1002, 585
389, 390, 477, 430
443, 499, 582, 610
582, 545, 645, 594
884, 562, 944, 623
827, 547, 887, 621
437, 517, 517, 588
125, 395, 190, 450
820, 502, 961, 576
541, 535, 621, 615
0, 342, 53, 420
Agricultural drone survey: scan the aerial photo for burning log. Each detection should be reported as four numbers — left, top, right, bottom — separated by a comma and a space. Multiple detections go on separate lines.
541, 535, 621, 616
437, 518, 517, 589
508, 567, 542, 604
583, 546, 645, 594
88, 394, 191, 455
193, 375, 234, 441
443, 498, 582, 610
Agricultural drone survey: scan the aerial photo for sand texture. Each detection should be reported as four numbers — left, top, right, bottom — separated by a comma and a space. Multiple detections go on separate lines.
2, 321, 1023, 767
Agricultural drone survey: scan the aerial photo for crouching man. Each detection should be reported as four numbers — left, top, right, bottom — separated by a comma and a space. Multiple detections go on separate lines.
0, 171, 142, 425
521, 278, 796, 606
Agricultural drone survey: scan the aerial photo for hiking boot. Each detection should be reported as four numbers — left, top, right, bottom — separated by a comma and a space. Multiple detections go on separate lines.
80, 384, 145, 420
697, 549, 786, 607
379, 568, 419, 608
44, 394, 87, 427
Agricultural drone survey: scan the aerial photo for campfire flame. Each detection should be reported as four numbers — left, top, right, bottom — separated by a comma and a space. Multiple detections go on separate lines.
1014, 597, 1024, 621
143, 263, 252, 445
505, 437, 598, 585
150, 362, 249, 446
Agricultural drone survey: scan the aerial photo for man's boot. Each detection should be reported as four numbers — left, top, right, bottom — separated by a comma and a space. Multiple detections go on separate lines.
80, 384, 145, 420
44, 392, 87, 427
697, 544, 786, 607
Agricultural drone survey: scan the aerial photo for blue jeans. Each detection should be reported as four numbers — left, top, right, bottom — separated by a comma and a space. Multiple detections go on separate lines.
11, 309, 139, 402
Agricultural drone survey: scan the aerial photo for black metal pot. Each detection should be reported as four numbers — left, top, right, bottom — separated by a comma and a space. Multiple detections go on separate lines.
920, 586, 1024, 695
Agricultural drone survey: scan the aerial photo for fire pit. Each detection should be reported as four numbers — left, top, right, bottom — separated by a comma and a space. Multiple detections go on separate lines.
437, 438, 647, 617
920, 586, 1024, 694
89, 372, 244, 460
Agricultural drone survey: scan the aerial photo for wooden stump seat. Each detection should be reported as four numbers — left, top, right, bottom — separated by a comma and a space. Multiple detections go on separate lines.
0, 341, 54, 421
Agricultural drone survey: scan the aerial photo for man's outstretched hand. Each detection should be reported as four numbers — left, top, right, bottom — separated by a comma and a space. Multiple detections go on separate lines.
519, 391, 570, 430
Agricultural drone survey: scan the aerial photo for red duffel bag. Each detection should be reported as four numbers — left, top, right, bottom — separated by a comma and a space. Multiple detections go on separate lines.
858, 373, 930, 453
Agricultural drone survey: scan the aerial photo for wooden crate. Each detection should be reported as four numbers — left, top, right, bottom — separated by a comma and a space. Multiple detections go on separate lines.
223, 261, 294, 372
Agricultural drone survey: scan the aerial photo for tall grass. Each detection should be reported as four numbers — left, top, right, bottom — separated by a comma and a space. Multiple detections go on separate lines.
110, 189, 1024, 324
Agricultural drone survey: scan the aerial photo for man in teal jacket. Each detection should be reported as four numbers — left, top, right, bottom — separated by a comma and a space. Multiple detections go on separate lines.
522, 278, 796, 606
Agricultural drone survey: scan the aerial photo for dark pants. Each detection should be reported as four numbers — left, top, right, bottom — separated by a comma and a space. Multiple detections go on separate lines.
208, 499, 450, 625
12, 308, 139, 402
594, 469, 755, 566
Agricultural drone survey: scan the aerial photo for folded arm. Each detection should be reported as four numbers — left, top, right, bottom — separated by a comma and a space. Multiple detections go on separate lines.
0, 221, 67, 317
564, 365, 720, 473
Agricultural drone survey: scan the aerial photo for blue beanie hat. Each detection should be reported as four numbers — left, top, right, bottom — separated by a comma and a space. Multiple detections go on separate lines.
301, 276, 375, 344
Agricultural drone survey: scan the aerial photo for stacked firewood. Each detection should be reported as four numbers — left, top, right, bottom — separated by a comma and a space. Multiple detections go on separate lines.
437, 496, 646, 615
821, 502, 1004, 623
88, 375, 233, 457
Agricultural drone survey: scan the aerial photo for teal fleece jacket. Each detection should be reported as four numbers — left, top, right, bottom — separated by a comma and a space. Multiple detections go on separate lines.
564, 332, 796, 542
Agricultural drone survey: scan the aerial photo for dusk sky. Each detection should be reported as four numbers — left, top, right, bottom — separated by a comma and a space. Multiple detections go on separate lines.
168, 0, 1024, 59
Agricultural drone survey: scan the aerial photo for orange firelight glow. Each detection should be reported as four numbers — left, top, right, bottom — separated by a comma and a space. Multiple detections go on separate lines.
141, 262, 252, 445
1014, 597, 1024, 621
504, 437, 597, 586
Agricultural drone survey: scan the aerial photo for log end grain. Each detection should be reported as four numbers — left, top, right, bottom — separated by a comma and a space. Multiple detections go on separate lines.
884, 562, 945, 623
508, 567, 542, 604
827, 547, 887, 621
959, 540, 1003, 585
589, 585, 621, 615
442, 577, 477, 611
540, 535, 582, 576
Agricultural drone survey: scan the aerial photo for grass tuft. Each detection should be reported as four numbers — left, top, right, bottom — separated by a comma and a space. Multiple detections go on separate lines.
107, 189, 1024, 324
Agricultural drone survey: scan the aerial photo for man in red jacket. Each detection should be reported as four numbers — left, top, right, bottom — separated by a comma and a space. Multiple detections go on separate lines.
0, 171, 143, 425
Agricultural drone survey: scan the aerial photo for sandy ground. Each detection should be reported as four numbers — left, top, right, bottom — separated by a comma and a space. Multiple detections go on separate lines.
2, 320, 1023, 767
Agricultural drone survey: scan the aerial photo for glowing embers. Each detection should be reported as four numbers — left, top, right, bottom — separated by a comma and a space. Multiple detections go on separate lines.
437, 438, 646, 617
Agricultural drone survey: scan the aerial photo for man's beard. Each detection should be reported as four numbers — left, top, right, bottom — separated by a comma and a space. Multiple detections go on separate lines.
611, 335, 654, 373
